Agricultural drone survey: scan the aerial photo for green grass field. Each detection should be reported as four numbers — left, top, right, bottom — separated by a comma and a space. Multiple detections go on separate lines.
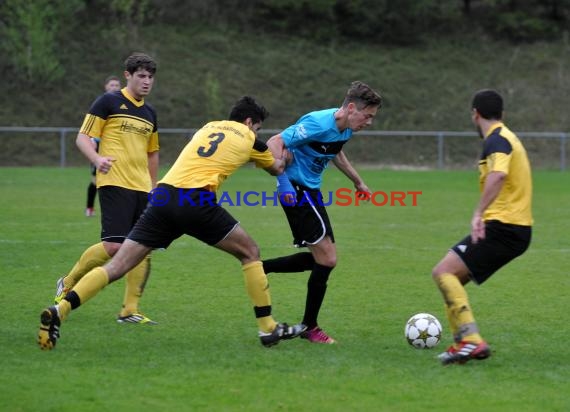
0, 167, 568, 412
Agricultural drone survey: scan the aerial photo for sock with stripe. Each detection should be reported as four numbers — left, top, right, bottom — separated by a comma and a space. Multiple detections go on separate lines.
434, 272, 483, 344
57, 267, 110, 321
242, 261, 277, 333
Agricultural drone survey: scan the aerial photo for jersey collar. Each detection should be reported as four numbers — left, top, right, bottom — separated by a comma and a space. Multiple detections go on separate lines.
485, 121, 504, 138
121, 87, 145, 107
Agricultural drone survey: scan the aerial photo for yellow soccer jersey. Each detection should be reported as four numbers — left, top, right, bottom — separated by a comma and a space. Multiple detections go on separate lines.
160, 120, 275, 191
478, 122, 533, 226
79, 88, 159, 192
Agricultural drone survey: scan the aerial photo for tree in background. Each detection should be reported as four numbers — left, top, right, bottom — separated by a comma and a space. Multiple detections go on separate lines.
163, 0, 567, 44
468, 0, 570, 41
0, 0, 84, 83
101, 0, 153, 49
0, 0, 567, 89
333, 0, 460, 45
204, 73, 224, 120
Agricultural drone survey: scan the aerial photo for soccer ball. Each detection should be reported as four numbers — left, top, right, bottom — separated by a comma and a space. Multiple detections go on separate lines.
404, 313, 442, 349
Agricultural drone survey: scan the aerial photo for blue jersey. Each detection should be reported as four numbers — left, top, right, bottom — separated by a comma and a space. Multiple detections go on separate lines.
282, 108, 352, 189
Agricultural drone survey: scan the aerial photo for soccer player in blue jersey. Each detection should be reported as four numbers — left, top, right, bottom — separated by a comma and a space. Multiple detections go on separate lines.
433, 89, 532, 365
264, 81, 382, 344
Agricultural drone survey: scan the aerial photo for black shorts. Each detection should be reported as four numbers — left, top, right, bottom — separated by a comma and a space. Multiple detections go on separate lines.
128, 184, 239, 249
98, 186, 149, 243
281, 182, 334, 248
451, 220, 532, 284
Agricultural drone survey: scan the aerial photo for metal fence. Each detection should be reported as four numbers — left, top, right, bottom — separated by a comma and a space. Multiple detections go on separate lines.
0, 126, 567, 170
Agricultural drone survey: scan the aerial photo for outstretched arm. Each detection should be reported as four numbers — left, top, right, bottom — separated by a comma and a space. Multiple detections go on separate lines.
333, 150, 371, 197
264, 134, 295, 204
263, 157, 287, 176
266, 133, 291, 162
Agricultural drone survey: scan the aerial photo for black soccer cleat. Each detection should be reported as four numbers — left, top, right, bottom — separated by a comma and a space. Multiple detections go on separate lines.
259, 323, 307, 347
38, 306, 61, 350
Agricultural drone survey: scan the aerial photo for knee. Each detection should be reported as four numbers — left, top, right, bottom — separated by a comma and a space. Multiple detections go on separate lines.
432, 264, 443, 279
325, 256, 337, 268
104, 242, 121, 256
432, 257, 452, 279
241, 242, 261, 263
315, 255, 336, 268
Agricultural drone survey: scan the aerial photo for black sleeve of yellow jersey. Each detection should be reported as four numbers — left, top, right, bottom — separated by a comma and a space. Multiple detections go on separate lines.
253, 138, 269, 152
87, 93, 112, 120
482, 131, 512, 158
146, 102, 159, 132
250, 138, 275, 169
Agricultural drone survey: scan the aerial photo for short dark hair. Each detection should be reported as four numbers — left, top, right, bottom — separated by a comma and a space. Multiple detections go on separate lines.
342, 81, 382, 110
104, 75, 120, 86
472, 89, 503, 120
229, 96, 269, 124
124, 53, 157, 75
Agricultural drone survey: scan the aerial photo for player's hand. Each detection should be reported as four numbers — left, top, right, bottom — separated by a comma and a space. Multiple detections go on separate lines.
95, 156, 115, 174
283, 148, 293, 166
470, 213, 485, 244
281, 192, 295, 205
354, 182, 372, 201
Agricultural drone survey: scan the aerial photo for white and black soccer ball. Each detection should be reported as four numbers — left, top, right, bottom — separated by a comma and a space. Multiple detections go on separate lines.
404, 313, 442, 349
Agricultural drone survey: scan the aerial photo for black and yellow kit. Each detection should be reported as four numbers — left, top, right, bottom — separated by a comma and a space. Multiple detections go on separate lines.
79, 87, 159, 192
129, 120, 275, 248
160, 120, 273, 190
478, 122, 533, 226
452, 122, 532, 283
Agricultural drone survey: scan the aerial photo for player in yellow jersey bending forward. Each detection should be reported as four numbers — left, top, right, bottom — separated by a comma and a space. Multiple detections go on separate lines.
39, 96, 305, 350
55, 53, 160, 324
433, 89, 532, 365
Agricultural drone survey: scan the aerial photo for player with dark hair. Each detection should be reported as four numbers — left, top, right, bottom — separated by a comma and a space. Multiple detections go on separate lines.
263, 81, 383, 344
433, 89, 533, 365
54, 53, 160, 324
85, 75, 122, 217
39, 96, 305, 350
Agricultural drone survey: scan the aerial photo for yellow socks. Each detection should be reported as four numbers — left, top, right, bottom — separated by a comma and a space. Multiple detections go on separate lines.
434, 273, 483, 344
64, 243, 111, 288
72, 266, 110, 303
242, 261, 277, 333
120, 255, 151, 317
65, 245, 151, 317
57, 267, 110, 321
56, 300, 72, 321
444, 304, 460, 344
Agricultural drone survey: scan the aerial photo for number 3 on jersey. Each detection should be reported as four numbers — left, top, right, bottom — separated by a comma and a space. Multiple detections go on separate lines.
197, 133, 225, 157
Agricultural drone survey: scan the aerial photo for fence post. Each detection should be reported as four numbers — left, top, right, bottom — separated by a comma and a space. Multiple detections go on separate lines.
561, 133, 567, 171
60, 129, 67, 168
437, 133, 444, 169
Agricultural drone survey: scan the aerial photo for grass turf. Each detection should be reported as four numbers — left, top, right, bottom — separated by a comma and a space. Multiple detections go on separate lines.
0, 167, 568, 411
